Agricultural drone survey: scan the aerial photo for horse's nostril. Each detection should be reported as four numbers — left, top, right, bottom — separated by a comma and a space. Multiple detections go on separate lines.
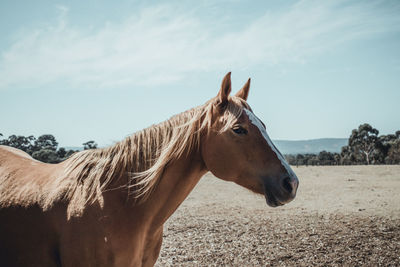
282, 177, 293, 194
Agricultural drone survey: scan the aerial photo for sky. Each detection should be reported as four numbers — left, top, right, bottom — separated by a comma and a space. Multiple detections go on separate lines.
0, 0, 399, 147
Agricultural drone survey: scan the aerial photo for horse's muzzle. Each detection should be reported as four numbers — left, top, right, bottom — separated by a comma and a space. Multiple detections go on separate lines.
281, 175, 299, 199
263, 174, 299, 207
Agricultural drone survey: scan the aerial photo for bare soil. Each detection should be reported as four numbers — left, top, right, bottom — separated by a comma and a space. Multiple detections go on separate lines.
155, 166, 400, 266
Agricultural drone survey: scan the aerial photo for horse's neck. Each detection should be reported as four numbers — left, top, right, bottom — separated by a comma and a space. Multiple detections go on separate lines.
138, 150, 207, 229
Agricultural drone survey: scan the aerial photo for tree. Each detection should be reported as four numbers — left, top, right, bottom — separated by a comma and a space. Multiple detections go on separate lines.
304, 154, 318, 166
348, 124, 380, 165
1, 133, 81, 163
318, 151, 335, 165
83, 140, 97, 150
341, 145, 355, 165
386, 140, 400, 164
0, 135, 36, 153
33, 134, 58, 152
32, 149, 60, 163
65, 149, 77, 158
373, 134, 397, 164
285, 154, 296, 165
333, 153, 341, 165
385, 133, 400, 164
57, 147, 67, 159
295, 154, 305, 166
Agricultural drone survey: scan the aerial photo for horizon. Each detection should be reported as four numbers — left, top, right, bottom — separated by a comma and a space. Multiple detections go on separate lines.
58, 137, 349, 149
1, 0, 399, 147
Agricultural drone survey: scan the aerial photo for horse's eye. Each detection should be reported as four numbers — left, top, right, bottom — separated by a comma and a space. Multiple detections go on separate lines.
232, 126, 248, 135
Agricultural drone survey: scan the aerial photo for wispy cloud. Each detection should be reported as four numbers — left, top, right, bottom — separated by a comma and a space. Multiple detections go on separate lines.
0, 0, 399, 90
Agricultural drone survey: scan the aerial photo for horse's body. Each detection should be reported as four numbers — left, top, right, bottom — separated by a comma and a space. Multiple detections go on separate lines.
0, 73, 298, 266
0, 145, 202, 266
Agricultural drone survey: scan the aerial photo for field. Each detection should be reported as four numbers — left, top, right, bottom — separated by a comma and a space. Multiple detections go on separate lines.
155, 166, 400, 266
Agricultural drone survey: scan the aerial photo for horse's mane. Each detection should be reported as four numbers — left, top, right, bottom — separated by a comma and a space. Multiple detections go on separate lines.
0, 96, 248, 218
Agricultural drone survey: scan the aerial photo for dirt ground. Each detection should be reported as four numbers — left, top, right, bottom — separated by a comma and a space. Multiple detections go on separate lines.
155, 166, 400, 266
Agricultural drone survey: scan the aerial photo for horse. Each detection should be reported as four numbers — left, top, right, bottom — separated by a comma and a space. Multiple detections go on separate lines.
0, 73, 299, 267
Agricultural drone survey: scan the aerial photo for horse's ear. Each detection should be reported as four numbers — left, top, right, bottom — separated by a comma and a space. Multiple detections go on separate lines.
216, 72, 232, 108
235, 78, 250, 101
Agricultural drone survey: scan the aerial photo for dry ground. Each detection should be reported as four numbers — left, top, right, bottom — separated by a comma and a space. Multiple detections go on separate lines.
155, 166, 400, 266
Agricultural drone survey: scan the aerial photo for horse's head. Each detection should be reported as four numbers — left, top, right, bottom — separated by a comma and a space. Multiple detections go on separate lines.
201, 72, 299, 207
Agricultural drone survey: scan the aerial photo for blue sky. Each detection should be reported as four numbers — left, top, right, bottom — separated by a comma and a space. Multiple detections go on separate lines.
1, 0, 399, 147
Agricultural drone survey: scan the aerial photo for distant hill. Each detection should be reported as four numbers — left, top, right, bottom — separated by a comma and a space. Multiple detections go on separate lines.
273, 138, 348, 155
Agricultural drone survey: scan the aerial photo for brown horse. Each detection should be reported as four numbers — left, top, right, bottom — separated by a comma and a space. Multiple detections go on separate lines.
0, 73, 298, 267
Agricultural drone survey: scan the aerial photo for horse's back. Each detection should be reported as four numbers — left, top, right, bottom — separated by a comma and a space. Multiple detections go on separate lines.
0, 145, 37, 159
0, 145, 66, 205
0, 145, 43, 177
0, 146, 64, 266
0, 144, 62, 178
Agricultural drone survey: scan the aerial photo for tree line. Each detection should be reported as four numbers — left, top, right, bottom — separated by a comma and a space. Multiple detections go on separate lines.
285, 124, 400, 166
0, 133, 97, 163
1, 123, 399, 165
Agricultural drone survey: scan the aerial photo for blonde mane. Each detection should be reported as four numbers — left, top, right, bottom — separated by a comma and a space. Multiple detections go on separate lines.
0, 96, 248, 218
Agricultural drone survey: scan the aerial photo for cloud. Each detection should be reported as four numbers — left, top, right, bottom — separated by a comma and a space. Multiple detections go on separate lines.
0, 0, 399, 90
